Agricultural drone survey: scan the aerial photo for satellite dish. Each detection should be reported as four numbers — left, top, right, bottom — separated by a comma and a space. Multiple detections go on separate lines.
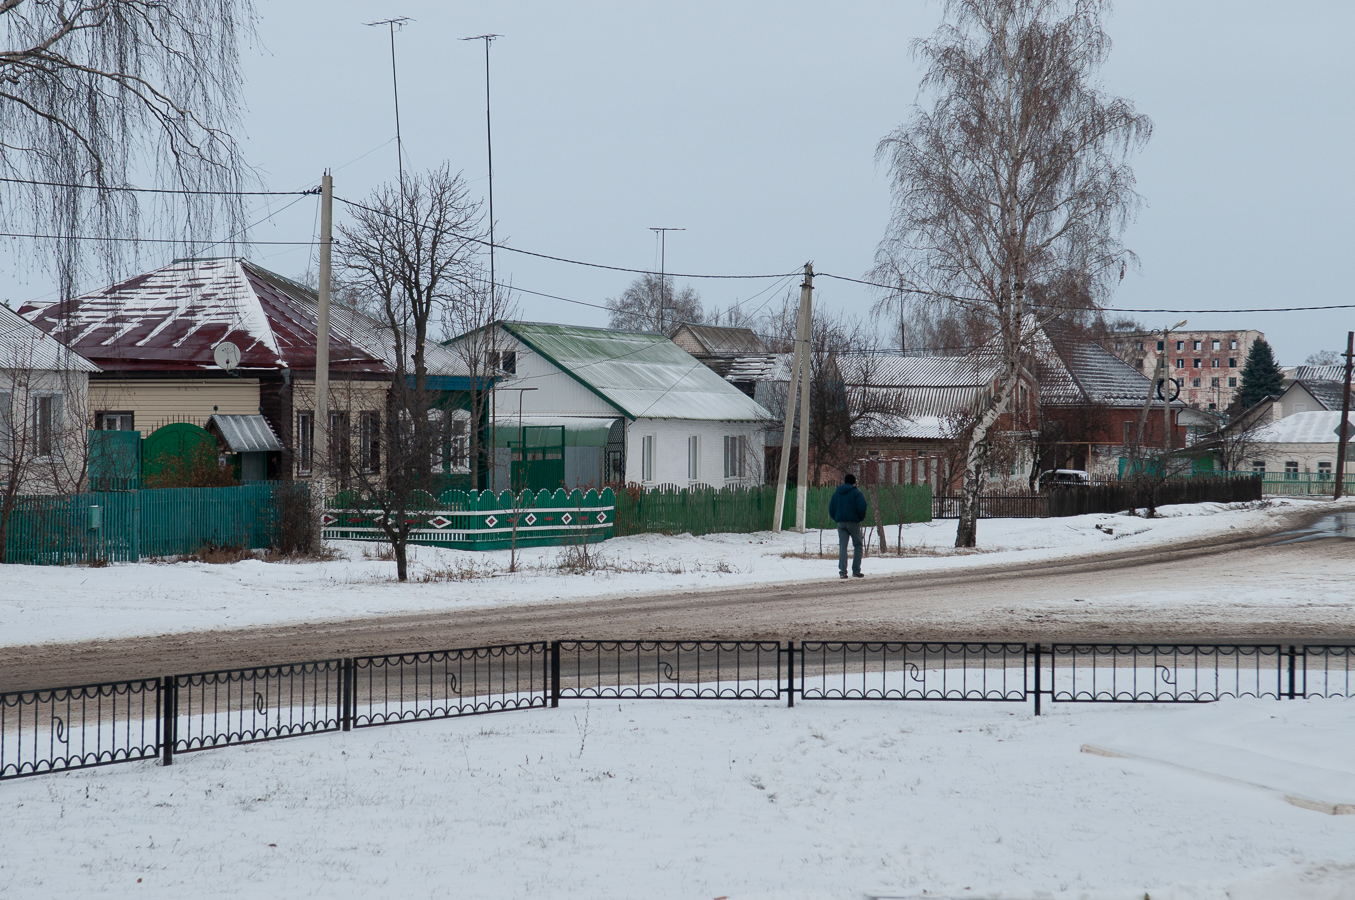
1155, 377, 1181, 402
213, 341, 241, 372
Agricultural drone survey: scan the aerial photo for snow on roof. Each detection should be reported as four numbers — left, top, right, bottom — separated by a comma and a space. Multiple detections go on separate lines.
501, 321, 770, 422
1287, 379, 1350, 412
21, 259, 466, 378
1037, 321, 1160, 408
725, 354, 791, 383
0, 304, 99, 372
1252, 410, 1355, 444
852, 413, 953, 440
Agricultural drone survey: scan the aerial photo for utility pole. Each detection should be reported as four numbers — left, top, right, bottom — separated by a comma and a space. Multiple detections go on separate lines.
1334, 330, 1354, 500
314, 171, 333, 523
773, 263, 813, 533
795, 265, 813, 533
649, 227, 684, 333
462, 34, 502, 308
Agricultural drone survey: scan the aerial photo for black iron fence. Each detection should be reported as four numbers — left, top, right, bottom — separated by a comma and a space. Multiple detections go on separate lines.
3, 641, 1351, 781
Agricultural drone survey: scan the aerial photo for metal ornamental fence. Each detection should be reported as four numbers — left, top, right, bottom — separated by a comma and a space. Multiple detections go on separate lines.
3, 641, 1351, 781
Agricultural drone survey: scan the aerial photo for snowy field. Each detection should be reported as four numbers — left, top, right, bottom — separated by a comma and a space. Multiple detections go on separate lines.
2, 696, 1352, 899
0, 498, 1349, 648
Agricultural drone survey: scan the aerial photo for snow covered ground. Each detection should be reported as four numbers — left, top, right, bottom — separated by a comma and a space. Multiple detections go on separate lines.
2, 696, 1352, 899
0, 498, 1348, 648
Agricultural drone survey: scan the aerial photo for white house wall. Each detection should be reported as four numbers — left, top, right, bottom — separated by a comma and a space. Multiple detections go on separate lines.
626, 417, 766, 487
489, 334, 620, 422
1250, 441, 1352, 475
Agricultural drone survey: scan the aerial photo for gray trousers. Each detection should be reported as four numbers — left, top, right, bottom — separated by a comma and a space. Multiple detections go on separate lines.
837, 523, 863, 575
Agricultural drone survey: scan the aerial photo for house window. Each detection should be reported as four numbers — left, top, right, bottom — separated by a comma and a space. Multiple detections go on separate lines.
1251, 460, 1265, 474
1318, 461, 1333, 480
641, 434, 655, 483
329, 411, 350, 474
359, 411, 381, 473
448, 412, 470, 473
1208, 403, 1216, 410
1228, 358, 1237, 368
1137, 341, 1144, 350
1176, 359, 1185, 369
97, 411, 135, 431
1176, 340, 1184, 351
1212, 340, 1221, 350
33, 394, 61, 457
1231, 339, 1238, 350
1156, 340, 1164, 351
1193, 359, 1202, 368
1193, 340, 1201, 351
1210, 378, 1220, 387
1228, 377, 1238, 387
687, 435, 700, 481
1284, 461, 1299, 480
487, 350, 517, 375
1137, 359, 1145, 369
297, 412, 314, 473
1210, 358, 1219, 368
1192, 378, 1201, 387
724, 435, 748, 479
1123, 420, 1132, 443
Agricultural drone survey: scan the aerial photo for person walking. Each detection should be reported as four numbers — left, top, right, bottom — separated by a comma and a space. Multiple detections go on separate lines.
828, 473, 868, 580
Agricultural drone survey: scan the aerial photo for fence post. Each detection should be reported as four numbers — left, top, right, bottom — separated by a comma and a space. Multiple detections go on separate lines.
131, 491, 141, 563
160, 675, 176, 766
1032, 644, 1042, 716
1287, 645, 1296, 700
341, 658, 353, 731
786, 641, 795, 708
550, 641, 561, 708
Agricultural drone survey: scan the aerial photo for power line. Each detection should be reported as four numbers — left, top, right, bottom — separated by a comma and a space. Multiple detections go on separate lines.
0, 176, 317, 196
816, 272, 1355, 313
0, 232, 316, 245
332, 194, 796, 281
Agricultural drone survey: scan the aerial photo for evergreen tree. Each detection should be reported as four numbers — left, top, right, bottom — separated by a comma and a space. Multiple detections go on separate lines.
1237, 338, 1285, 409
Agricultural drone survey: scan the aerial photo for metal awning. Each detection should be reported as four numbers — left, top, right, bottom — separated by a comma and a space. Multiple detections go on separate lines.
210, 414, 283, 453
490, 415, 620, 448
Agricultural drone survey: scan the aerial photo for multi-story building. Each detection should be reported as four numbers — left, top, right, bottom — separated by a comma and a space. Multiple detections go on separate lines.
1108, 329, 1264, 412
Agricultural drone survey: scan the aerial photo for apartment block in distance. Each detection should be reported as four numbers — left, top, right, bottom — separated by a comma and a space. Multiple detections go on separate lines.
1108, 329, 1263, 412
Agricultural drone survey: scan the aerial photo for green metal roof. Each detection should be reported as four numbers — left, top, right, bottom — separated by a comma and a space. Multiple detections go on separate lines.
502, 322, 770, 422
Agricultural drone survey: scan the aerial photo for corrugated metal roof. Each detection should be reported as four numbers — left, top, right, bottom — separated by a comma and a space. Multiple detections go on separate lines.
210, 414, 284, 452
502, 321, 770, 422
674, 323, 766, 357
726, 354, 790, 383
0, 304, 99, 372
1037, 321, 1163, 408
21, 259, 467, 378
1253, 410, 1355, 444
837, 352, 997, 389
1294, 365, 1346, 382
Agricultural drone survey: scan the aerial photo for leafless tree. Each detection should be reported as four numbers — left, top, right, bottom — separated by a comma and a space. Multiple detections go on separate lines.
334, 165, 486, 581
605, 274, 702, 335
1306, 350, 1342, 367
1, 0, 255, 295
0, 318, 94, 561
443, 278, 518, 490
872, 0, 1150, 547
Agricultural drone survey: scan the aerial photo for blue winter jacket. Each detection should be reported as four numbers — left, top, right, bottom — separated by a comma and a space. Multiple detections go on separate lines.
828, 483, 868, 524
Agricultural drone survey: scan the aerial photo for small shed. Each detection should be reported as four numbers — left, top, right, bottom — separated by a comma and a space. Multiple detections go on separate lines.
209, 414, 284, 482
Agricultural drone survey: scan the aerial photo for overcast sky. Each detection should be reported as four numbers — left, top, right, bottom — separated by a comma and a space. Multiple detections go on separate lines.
4, 1, 1352, 365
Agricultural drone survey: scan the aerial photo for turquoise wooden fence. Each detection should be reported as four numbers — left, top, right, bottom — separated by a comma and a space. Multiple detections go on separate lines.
1214, 470, 1355, 497
2, 484, 291, 565
323, 487, 614, 551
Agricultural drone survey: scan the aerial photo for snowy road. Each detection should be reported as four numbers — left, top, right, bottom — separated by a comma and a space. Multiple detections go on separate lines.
2, 501, 1351, 691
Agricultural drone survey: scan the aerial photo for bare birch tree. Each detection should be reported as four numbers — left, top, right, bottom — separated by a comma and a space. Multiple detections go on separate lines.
606, 274, 702, 335
873, 0, 1150, 547
1, 0, 255, 294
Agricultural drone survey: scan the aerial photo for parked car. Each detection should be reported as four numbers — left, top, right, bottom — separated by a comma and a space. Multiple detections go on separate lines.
1035, 469, 1090, 491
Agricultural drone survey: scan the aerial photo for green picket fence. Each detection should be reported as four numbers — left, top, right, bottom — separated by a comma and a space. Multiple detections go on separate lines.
323, 487, 614, 551
1212, 471, 1355, 497
611, 483, 932, 537
2, 483, 292, 565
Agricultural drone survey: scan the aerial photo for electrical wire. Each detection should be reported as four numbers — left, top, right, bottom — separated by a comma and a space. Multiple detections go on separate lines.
817, 272, 1355, 313
0, 175, 317, 196
0, 232, 315, 245
333, 194, 798, 281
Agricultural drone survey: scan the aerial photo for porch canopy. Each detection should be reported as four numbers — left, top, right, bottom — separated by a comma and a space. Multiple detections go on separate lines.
489, 415, 619, 448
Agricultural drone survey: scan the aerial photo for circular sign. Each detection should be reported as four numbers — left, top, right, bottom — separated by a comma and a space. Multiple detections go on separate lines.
1155, 377, 1181, 402
213, 341, 241, 372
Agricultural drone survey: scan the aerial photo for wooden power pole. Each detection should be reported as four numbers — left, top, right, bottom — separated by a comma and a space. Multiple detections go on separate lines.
773, 263, 813, 533
1335, 330, 1354, 500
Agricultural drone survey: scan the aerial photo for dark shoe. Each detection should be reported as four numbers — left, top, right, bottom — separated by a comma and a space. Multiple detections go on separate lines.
852, 572, 865, 578
839, 572, 848, 580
